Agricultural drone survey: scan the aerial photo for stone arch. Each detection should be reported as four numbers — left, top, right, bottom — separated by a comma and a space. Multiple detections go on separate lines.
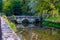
22, 18, 30, 26
21, 18, 29, 22
22, 18, 30, 23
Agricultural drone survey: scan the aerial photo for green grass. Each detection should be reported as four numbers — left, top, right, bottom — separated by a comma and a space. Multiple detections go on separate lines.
9, 22, 17, 32
48, 16, 60, 22
43, 16, 60, 28
42, 21, 60, 28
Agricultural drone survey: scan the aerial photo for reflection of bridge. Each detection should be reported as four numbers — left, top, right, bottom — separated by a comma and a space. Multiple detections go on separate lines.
8, 16, 40, 23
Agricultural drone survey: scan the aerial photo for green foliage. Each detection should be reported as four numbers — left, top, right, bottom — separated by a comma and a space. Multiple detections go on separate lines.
34, 0, 50, 16
2, 15, 17, 32
2, 1, 13, 16
42, 21, 60, 28
9, 22, 17, 32
34, 0, 60, 17
2, 0, 22, 16
21, 0, 31, 15
2, 0, 32, 16
2, 0, 60, 16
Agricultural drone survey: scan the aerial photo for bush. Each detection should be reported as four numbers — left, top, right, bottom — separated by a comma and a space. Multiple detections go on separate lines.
9, 22, 17, 32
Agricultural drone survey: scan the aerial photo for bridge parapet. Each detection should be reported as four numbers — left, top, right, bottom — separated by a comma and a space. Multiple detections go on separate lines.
8, 16, 40, 23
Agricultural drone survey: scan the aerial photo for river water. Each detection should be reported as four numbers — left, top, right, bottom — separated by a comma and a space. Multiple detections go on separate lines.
16, 24, 60, 40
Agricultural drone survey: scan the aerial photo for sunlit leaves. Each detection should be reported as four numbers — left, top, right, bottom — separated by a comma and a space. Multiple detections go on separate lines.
49, 3, 55, 9
3, 1, 13, 13
34, 0, 60, 17
53, 9, 59, 15
34, 0, 50, 16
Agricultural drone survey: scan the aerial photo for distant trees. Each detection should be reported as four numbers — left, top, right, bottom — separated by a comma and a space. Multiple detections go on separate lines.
1, 0, 60, 16
2, 0, 31, 16
2, 0, 22, 16
32, 0, 60, 18
21, 0, 31, 16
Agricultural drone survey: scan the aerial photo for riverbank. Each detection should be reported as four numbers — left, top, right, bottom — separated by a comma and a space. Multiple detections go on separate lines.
42, 20, 60, 28
1, 17, 20, 40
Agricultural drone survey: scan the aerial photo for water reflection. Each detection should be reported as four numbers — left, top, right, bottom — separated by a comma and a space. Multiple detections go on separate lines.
16, 24, 40, 29
16, 24, 60, 40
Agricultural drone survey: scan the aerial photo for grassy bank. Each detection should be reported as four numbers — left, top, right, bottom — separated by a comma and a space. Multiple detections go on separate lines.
42, 20, 60, 29
2, 15, 17, 32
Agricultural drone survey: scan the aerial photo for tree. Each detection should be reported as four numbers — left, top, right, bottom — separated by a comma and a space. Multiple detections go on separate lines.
28, 0, 38, 16
34, 0, 59, 17
21, 0, 31, 16
34, 0, 50, 16
2, 0, 32, 16
53, 0, 60, 15
2, 0, 22, 16
2, 1, 13, 16
12, 0, 22, 15
2, 0, 60, 16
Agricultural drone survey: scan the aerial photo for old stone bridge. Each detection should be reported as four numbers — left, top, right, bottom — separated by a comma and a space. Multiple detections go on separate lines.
8, 16, 40, 23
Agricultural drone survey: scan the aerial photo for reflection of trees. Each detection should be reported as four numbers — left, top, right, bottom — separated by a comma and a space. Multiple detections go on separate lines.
17, 28, 60, 40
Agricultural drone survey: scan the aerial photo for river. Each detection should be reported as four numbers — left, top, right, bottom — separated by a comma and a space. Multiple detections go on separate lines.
7, 16, 60, 40
16, 24, 60, 40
